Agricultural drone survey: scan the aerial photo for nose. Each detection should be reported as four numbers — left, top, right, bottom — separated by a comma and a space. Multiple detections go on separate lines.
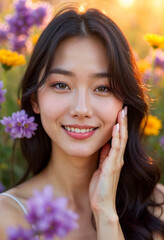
70, 88, 93, 119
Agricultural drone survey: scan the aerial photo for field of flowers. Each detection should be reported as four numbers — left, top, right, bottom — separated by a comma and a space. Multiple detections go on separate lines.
0, 0, 164, 238
0, 0, 164, 191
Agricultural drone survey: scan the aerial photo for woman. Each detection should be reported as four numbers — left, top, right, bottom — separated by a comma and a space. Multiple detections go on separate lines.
0, 6, 164, 240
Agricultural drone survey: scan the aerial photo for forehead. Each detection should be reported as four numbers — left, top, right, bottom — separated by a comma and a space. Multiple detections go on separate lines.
51, 36, 109, 71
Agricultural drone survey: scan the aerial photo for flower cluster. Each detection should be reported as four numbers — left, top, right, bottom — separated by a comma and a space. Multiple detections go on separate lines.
7, 185, 79, 240
144, 33, 164, 49
0, 0, 52, 52
7, 0, 35, 36
0, 81, 6, 106
7, 227, 34, 240
0, 110, 38, 139
141, 115, 162, 136
0, 49, 26, 70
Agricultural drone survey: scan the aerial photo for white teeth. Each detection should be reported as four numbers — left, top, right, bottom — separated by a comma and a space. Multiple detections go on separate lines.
64, 126, 94, 133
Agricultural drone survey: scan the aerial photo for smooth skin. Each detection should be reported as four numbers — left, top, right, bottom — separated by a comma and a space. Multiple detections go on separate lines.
0, 36, 163, 240
89, 108, 128, 215
89, 107, 128, 240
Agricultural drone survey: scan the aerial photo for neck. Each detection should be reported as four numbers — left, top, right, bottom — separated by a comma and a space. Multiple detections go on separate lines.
43, 143, 100, 209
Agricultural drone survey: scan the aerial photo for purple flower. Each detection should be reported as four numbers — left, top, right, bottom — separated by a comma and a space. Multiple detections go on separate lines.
0, 182, 5, 193
26, 185, 79, 239
6, 12, 32, 36
160, 136, 164, 149
31, 2, 52, 28
7, 226, 34, 240
142, 68, 163, 84
0, 116, 13, 134
0, 109, 38, 139
1, 0, 52, 52
10, 36, 28, 52
32, 7, 47, 26
14, 0, 32, 13
155, 50, 164, 69
6, 0, 51, 37
6, 0, 34, 36
0, 25, 8, 42
0, 81, 6, 105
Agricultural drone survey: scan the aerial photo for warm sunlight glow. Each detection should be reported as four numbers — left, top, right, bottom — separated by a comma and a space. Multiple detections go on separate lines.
78, 2, 87, 13
102, 10, 107, 16
152, 0, 164, 9
118, 0, 135, 8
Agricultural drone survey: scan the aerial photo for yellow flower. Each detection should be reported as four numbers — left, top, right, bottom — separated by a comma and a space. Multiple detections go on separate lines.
141, 115, 162, 136
0, 49, 26, 70
143, 33, 164, 49
137, 59, 151, 74
31, 34, 40, 45
159, 43, 164, 49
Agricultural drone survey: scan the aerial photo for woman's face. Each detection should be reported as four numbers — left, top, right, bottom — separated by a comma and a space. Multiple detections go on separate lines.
32, 36, 123, 157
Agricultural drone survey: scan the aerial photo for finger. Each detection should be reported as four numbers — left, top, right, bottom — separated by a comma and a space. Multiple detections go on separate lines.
102, 123, 120, 173
99, 143, 111, 171
118, 106, 128, 160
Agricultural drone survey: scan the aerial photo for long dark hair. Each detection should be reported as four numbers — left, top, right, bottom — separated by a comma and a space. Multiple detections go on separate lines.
14, 6, 164, 239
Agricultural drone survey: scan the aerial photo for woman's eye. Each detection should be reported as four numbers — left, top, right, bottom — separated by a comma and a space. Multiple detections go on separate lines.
51, 82, 69, 90
50, 83, 110, 93
95, 86, 110, 93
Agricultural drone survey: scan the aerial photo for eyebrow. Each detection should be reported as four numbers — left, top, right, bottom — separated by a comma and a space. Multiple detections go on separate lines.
49, 67, 111, 79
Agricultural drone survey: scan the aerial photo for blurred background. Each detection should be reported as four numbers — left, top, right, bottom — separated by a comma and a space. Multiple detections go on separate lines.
0, 0, 164, 191
1, 0, 164, 56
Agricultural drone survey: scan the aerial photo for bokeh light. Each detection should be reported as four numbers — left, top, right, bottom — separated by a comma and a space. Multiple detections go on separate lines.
118, 0, 135, 8
78, 2, 86, 13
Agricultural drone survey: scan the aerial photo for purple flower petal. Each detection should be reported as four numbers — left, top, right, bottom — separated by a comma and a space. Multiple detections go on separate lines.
0, 81, 6, 105
7, 226, 34, 240
25, 185, 79, 238
0, 109, 38, 139
0, 25, 8, 42
155, 50, 164, 69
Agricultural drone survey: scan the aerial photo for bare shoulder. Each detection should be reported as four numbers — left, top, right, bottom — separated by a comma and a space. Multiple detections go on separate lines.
150, 183, 164, 240
153, 183, 164, 204
151, 183, 164, 220
0, 193, 30, 240
155, 183, 164, 194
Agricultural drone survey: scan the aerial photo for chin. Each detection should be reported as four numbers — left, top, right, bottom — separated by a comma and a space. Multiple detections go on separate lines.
65, 147, 98, 158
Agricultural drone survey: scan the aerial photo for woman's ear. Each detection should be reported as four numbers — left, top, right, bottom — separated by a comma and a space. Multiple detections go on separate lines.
30, 93, 40, 114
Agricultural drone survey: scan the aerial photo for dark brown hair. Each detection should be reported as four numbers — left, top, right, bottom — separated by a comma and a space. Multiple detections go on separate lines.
15, 6, 164, 239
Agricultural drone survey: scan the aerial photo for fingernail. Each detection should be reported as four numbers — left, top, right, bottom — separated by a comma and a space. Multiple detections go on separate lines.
122, 109, 125, 119
124, 106, 128, 116
117, 123, 119, 132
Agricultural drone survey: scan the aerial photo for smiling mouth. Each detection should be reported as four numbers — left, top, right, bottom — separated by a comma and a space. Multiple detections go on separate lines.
61, 125, 99, 139
62, 125, 98, 133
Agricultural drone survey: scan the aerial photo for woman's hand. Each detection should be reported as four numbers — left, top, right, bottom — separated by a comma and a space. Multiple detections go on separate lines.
89, 106, 128, 217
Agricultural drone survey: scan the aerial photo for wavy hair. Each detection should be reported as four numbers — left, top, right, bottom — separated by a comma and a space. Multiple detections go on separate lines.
13, 6, 164, 239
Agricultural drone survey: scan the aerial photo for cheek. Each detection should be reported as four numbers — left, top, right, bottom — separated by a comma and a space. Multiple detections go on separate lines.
38, 92, 69, 121
95, 97, 123, 123
96, 98, 123, 143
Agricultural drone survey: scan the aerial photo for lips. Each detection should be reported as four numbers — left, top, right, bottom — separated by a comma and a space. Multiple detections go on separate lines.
62, 126, 98, 139
62, 125, 98, 129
